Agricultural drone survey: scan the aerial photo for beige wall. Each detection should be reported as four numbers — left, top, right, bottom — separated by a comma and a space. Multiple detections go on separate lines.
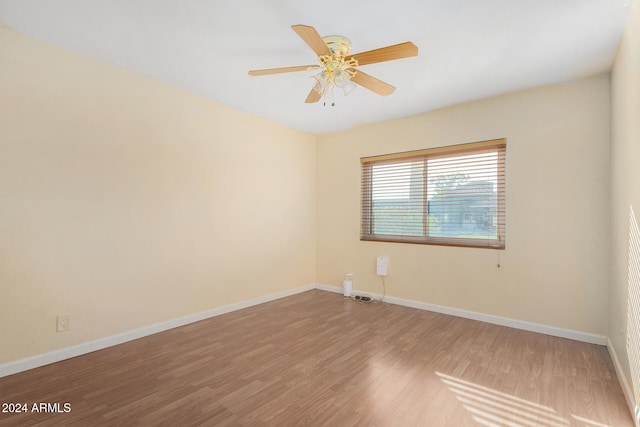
610, 0, 640, 410
317, 75, 611, 335
0, 26, 317, 363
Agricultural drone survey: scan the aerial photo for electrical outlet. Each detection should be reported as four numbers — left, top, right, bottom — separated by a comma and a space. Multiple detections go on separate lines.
56, 315, 70, 332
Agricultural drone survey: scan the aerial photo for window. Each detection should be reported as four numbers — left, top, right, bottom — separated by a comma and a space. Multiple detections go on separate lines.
361, 139, 506, 249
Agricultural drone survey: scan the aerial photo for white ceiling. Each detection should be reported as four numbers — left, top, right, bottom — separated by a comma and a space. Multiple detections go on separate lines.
0, 0, 634, 133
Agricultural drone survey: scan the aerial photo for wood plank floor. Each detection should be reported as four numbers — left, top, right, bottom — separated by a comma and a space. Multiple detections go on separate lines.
0, 290, 634, 426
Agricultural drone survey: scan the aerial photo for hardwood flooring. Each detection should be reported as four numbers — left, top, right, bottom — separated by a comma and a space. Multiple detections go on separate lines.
0, 290, 634, 426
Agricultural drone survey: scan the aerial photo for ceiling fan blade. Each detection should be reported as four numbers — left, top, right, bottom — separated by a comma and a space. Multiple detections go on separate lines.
248, 65, 317, 76
346, 42, 418, 66
292, 24, 331, 57
347, 69, 396, 96
305, 88, 322, 103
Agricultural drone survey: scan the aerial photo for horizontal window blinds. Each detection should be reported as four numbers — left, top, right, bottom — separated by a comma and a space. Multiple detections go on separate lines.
361, 139, 506, 249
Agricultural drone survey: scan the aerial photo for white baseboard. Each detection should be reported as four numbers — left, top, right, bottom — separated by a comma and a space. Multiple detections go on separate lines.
314, 283, 346, 294
607, 338, 640, 427
314, 284, 607, 346
0, 284, 315, 379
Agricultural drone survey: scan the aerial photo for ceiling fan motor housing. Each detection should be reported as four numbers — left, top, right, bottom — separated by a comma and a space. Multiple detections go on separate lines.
322, 35, 352, 57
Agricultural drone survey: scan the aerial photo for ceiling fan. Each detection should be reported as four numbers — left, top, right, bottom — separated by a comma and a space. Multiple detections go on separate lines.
248, 25, 418, 106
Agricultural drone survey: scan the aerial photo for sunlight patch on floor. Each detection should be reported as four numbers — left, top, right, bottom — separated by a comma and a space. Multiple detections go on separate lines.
571, 414, 612, 427
437, 372, 610, 427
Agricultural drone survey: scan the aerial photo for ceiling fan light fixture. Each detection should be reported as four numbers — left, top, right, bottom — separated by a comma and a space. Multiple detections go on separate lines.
312, 73, 325, 93
334, 69, 357, 95
322, 84, 336, 107
312, 68, 356, 106
341, 80, 357, 96
312, 41, 359, 106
